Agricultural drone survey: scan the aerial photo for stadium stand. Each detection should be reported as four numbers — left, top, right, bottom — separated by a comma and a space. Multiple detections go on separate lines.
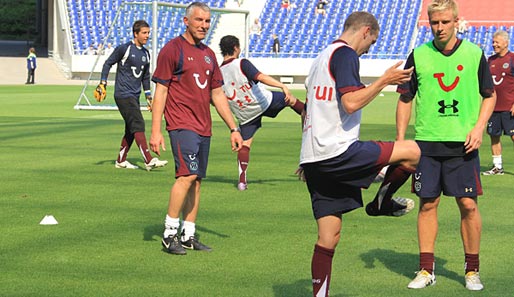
65, 0, 514, 60
66, 0, 224, 55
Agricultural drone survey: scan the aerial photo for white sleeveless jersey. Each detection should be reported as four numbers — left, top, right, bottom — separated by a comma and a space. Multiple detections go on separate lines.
300, 43, 361, 164
220, 58, 272, 124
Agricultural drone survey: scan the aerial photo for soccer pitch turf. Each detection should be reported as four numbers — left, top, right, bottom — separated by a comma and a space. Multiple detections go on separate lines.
0, 85, 512, 296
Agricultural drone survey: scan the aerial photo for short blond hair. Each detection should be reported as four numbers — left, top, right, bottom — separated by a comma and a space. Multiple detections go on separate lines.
427, 0, 459, 19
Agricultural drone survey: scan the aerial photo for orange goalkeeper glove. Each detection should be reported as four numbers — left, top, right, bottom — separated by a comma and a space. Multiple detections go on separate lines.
93, 82, 107, 102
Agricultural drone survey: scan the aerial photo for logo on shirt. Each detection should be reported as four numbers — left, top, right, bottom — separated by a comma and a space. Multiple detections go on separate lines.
193, 70, 210, 89
492, 72, 506, 85
438, 99, 459, 114
312, 85, 334, 101
204, 56, 212, 64
131, 65, 144, 78
433, 64, 463, 92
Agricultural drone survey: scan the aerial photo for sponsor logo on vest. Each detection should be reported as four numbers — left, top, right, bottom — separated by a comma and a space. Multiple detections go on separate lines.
313, 85, 334, 101
438, 99, 459, 114
433, 64, 463, 92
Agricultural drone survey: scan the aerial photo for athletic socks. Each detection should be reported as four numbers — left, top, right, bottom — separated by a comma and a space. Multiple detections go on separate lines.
312, 244, 334, 297
163, 215, 180, 238
163, 217, 197, 241
290, 99, 305, 115
181, 221, 196, 241
465, 253, 480, 273
370, 165, 414, 209
134, 132, 153, 164
238, 145, 250, 184
492, 155, 502, 169
116, 134, 134, 163
420, 252, 435, 274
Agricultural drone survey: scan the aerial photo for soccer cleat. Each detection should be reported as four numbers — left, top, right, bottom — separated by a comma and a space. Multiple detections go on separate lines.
407, 269, 436, 289
145, 157, 168, 171
365, 197, 415, 217
237, 182, 247, 191
162, 234, 187, 255
482, 166, 504, 175
115, 160, 139, 169
181, 235, 212, 252
465, 271, 484, 291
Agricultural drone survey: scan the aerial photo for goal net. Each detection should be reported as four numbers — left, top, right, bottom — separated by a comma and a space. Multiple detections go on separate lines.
74, 1, 250, 110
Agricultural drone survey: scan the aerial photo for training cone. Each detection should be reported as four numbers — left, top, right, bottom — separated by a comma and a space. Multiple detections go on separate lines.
39, 215, 58, 225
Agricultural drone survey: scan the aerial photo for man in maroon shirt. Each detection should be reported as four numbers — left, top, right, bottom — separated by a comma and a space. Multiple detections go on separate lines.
483, 30, 514, 175
150, 2, 243, 255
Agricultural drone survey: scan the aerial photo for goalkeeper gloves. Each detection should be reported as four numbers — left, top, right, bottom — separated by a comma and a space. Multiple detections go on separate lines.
145, 90, 153, 111
94, 82, 107, 102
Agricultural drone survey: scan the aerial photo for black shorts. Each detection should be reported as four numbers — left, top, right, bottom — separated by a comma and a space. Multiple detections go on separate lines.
302, 141, 393, 219
240, 91, 287, 140
487, 111, 514, 136
115, 97, 145, 133
412, 151, 482, 198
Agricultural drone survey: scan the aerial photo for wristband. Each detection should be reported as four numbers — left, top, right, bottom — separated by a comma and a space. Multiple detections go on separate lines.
230, 127, 240, 133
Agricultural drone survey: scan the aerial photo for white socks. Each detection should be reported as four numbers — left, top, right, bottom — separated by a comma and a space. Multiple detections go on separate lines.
163, 215, 179, 238
493, 155, 502, 169
181, 221, 196, 241
163, 215, 196, 241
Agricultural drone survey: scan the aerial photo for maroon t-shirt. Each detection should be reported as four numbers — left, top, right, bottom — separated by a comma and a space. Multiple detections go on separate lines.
152, 36, 224, 136
488, 51, 514, 111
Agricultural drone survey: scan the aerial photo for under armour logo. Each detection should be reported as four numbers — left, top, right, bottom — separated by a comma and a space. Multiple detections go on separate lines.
438, 99, 459, 114
465, 187, 473, 193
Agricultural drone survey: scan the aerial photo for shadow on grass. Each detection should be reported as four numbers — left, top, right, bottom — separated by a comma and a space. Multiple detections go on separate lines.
360, 248, 461, 285
206, 174, 302, 189
272, 279, 350, 297
143, 224, 230, 242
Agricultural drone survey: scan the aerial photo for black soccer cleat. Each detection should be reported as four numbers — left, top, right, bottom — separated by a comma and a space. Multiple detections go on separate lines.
181, 235, 212, 252
162, 234, 187, 255
365, 197, 415, 217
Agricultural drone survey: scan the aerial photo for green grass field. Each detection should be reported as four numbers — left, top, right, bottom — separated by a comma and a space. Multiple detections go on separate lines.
1, 85, 512, 296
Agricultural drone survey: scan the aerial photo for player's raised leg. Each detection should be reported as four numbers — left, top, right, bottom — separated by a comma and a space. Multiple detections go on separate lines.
366, 140, 419, 216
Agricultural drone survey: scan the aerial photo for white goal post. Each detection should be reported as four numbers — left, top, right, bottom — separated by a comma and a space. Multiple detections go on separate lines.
74, 1, 250, 111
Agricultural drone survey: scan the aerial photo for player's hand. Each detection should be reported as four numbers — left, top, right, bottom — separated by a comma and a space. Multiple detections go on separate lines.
149, 131, 166, 156
93, 82, 107, 102
295, 166, 306, 182
230, 131, 243, 152
384, 61, 414, 85
464, 126, 483, 154
146, 96, 153, 112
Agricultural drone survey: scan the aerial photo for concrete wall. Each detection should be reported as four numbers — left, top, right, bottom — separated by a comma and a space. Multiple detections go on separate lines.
69, 55, 404, 83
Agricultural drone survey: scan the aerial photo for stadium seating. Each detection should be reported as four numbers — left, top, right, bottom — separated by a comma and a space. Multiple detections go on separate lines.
251, 0, 422, 59
66, 0, 514, 59
67, 0, 224, 54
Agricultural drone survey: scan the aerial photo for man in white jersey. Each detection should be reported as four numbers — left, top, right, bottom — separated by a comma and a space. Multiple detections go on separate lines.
299, 11, 420, 296
219, 35, 304, 190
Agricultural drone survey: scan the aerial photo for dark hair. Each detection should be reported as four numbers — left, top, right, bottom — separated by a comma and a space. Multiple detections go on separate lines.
219, 35, 240, 56
133, 20, 150, 37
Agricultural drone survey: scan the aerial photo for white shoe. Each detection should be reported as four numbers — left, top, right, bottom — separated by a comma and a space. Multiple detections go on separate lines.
115, 160, 139, 169
145, 157, 168, 171
465, 271, 484, 291
237, 182, 247, 191
407, 269, 436, 289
